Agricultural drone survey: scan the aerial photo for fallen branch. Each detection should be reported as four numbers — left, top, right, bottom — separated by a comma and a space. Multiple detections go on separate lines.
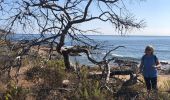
88, 70, 135, 79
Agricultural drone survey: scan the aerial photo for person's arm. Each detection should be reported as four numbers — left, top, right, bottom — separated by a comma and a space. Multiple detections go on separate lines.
154, 55, 160, 66
156, 59, 160, 66
156, 60, 160, 66
139, 56, 144, 73
139, 61, 143, 73
155, 55, 161, 70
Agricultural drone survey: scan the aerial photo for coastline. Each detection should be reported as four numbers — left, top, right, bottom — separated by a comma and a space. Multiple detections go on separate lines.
70, 54, 170, 70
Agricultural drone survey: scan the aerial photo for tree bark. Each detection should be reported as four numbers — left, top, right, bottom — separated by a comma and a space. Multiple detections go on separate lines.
105, 64, 111, 83
62, 51, 71, 70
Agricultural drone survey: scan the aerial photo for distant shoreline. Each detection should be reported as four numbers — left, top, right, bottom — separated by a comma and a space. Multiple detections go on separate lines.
8, 33, 170, 37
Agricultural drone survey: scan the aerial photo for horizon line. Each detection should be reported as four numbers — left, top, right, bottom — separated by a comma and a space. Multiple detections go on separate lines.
13, 33, 170, 37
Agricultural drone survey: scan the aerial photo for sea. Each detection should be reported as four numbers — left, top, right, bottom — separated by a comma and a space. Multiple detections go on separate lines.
8, 34, 170, 68
70, 35, 170, 68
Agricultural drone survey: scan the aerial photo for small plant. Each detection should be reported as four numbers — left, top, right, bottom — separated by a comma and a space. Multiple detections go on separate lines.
68, 67, 114, 100
26, 59, 66, 88
46, 59, 65, 70
4, 83, 29, 100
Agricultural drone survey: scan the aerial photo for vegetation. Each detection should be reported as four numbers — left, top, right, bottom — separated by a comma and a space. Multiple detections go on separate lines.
0, 37, 170, 99
0, 51, 170, 99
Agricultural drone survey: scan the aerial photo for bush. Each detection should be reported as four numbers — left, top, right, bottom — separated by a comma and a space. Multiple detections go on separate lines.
4, 83, 29, 100
26, 60, 65, 88
67, 67, 114, 100
24, 59, 67, 99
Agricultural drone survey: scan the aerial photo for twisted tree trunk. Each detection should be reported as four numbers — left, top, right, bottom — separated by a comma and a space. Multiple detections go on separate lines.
62, 51, 71, 70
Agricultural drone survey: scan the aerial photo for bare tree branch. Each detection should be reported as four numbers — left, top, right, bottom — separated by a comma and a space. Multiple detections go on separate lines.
0, 0, 144, 74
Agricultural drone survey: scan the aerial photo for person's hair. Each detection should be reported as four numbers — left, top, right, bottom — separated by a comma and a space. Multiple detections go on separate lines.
145, 45, 154, 55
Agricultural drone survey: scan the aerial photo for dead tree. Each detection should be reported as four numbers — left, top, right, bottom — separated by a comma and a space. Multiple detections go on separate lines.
62, 45, 126, 82
0, 0, 144, 71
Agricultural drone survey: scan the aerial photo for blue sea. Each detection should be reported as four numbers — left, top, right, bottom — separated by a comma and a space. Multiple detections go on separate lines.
87, 35, 170, 61
68, 35, 170, 66
9, 34, 170, 64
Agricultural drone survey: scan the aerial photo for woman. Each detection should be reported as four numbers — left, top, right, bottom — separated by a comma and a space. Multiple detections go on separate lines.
139, 45, 160, 96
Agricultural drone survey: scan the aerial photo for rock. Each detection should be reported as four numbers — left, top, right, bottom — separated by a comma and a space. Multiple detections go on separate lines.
114, 59, 139, 67
62, 80, 70, 88
160, 61, 168, 65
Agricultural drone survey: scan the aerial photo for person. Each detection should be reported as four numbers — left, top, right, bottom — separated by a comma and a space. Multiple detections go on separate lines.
139, 45, 160, 97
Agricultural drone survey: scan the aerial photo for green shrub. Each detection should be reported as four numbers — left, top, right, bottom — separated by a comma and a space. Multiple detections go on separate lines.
26, 59, 66, 88
67, 67, 115, 100
46, 59, 65, 70
4, 83, 29, 100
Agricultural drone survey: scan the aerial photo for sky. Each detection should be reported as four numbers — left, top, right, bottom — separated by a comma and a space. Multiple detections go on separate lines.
82, 0, 170, 36
0, 0, 170, 36
127, 0, 170, 36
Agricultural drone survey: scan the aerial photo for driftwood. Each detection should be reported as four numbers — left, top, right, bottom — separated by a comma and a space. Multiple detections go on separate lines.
110, 70, 134, 76
88, 70, 135, 79
57, 88, 73, 92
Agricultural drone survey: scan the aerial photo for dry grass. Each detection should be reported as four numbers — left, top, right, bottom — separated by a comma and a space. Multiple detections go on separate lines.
1, 44, 170, 99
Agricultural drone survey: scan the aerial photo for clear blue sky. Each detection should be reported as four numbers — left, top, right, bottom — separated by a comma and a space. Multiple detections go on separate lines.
127, 0, 170, 36
1, 0, 170, 36
81, 0, 170, 36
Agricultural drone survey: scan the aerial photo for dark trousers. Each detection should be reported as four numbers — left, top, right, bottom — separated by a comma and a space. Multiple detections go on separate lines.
144, 77, 158, 91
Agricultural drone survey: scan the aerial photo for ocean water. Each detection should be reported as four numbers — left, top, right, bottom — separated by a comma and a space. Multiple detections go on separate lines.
67, 35, 170, 67
86, 35, 170, 61
8, 34, 170, 63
